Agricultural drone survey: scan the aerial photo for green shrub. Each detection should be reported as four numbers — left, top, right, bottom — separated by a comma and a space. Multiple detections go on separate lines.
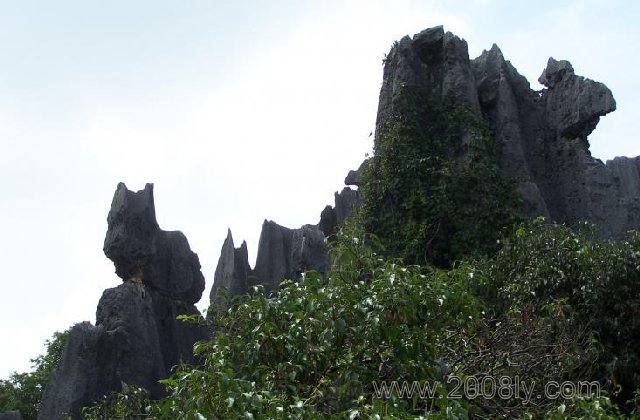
483, 219, 640, 408
0, 329, 69, 419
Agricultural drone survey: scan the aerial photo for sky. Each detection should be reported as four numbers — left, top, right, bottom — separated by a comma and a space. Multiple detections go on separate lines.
0, 0, 638, 379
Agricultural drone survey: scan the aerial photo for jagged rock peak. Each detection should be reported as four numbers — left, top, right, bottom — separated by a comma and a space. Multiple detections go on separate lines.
104, 182, 159, 281
210, 229, 251, 311
253, 220, 329, 293
539, 57, 616, 140
375, 25, 639, 239
538, 57, 574, 88
103, 182, 205, 304
376, 25, 480, 133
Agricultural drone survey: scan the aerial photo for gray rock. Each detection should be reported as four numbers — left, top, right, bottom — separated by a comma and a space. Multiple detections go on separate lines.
541, 57, 616, 139
0, 411, 22, 420
538, 57, 574, 88
318, 205, 337, 237
608, 156, 640, 199
253, 220, 292, 292
334, 188, 359, 225
209, 229, 251, 312
104, 183, 205, 304
377, 26, 639, 239
344, 159, 369, 187
40, 184, 208, 419
253, 220, 329, 292
377, 26, 480, 136
291, 225, 329, 278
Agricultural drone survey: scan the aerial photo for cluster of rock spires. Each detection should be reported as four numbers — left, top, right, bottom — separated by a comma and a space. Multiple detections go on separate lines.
25, 25, 639, 419
209, 187, 359, 313
378, 26, 638, 238
36, 182, 356, 419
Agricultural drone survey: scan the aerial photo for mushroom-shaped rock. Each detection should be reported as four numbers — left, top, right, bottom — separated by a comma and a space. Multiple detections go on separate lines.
103, 183, 205, 304
540, 57, 616, 139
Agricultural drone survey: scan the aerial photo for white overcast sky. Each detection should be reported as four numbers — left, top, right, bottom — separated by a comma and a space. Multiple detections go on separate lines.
1, 0, 638, 378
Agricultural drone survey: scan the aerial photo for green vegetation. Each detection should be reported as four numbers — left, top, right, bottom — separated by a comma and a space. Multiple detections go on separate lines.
9, 85, 640, 419
78, 220, 640, 419
360, 87, 521, 267
0, 329, 69, 419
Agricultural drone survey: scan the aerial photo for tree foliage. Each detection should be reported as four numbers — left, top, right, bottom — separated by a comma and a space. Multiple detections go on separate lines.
360, 87, 521, 267
0, 329, 69, 419
81, 220, 640, 418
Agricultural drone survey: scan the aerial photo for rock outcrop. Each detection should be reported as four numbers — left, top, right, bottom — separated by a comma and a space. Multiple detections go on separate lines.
209, 220, 331, 307
372, 25, 640, 239
39, 183, 208, 419
252, 221, 329, 292
103, 183, 205, 304
209, 229, 252, 312
344, 159, 369, 187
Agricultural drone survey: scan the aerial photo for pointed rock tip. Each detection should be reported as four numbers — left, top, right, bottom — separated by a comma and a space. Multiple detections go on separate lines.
538, 57, 574, 88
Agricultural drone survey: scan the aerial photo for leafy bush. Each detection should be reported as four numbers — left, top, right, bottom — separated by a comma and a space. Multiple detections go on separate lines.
0, 329, 69, 419
482, 219, 640, 405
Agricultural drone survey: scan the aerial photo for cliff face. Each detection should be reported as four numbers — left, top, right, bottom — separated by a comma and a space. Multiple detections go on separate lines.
39, 184, 208, 420
376, 26, 639, 239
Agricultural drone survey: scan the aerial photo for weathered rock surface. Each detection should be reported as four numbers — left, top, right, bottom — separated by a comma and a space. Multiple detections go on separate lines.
208, 220, 330, 305
40, 184, 208, 419
377, 26, 480, 133
334, 187, 360, 226
344, 159, 369, 187
253, 220, 329, 292
318, 205, 338, 237
0, 411, 22, 420
104, 183, 205, 304
210, 229, 252, 312
371, 26, 639, 238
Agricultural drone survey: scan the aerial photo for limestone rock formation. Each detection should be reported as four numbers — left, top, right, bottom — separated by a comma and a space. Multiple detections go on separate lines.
371, 26, 639, 239
334, 188, 359, 226
210, 229, 252, 312
209, 220, 330, 306
39, 183, 208, 419
344, 159, 369, 187
318, 205, 338, 237
253, 221, 329, 292
104, 183, 205, 304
